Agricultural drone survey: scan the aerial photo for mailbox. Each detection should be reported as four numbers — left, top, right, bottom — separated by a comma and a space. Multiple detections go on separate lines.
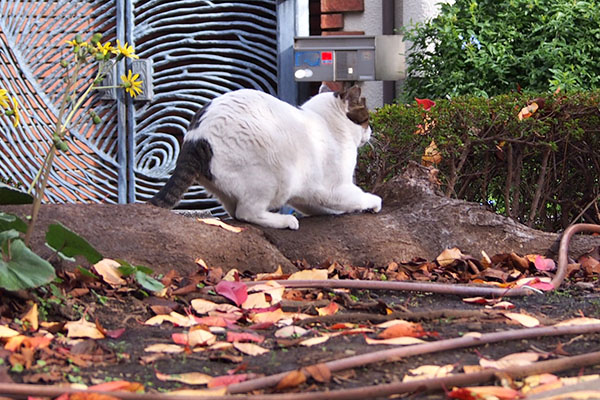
294, 35, 404, 82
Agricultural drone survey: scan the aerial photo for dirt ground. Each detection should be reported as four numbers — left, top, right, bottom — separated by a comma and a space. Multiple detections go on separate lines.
2, 179, 600, 398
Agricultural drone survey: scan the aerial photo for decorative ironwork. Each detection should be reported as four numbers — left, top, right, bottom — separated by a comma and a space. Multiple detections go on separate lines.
0, 0, 121, 203
0, 0, 279, 213
131, 1, 279, 214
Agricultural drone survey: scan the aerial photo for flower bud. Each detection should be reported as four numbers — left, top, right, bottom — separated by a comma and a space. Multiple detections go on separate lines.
91, 33, 103, 45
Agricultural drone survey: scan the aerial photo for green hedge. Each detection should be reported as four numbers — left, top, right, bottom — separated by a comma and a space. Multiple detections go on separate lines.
358, 91, 600, 231
403, 0, 600, 99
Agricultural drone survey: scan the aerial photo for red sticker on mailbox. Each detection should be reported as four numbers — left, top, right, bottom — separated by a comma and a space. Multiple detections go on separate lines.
321, 51, 333, 64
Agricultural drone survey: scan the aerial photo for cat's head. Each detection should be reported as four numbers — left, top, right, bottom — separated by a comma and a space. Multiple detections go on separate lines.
336, 86, 371, 146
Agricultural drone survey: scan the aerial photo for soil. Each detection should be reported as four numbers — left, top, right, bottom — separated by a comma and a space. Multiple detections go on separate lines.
2, 166, 600, 398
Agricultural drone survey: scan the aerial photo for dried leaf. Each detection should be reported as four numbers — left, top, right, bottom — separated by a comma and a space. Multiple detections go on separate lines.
87, 381, 143, 392
534, 255, 556, 271
22, 303, 38, 331
449, 386, 521, 400
144, 344, 184, 353
480, 351, 540, 369
65, 317, 105, 339
403, 364, 454, 382
168, 388, 227, 396
189, 329, 217, 347
144, 312, 196, 327
233, 342, 269, 356
0, 325, 19, 338
518, 102, 539, 120
316, 302, 339, 316
503, 312, 540, 327
249, 308, 286, 324
422, 140, 442, 166
365, 336, 425, 345
288, 269, 328, 280
554, 317, 600, 327
436, 247, 464, 267
93, 259, 126, 286
275, 370, 306, 391
304, 363, 331, 383
156, 371, 212, 385
197, 218, 243, 233
207, 373, 248, 388
241, 292, 270, 310
299, 335, 330, 347
226, 331, 264, 343
215, 280, 248, 307
378, 321, 425, 339
275, 326, 308, 339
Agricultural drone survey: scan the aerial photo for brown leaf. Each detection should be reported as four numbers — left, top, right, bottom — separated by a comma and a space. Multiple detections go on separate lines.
378, 321, 425, 339
275, 369, 306, 391
198, 218, 244, 233
304, 363, 331, 383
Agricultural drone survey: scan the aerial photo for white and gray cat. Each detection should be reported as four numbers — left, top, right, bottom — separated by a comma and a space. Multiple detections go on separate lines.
149, 85, 382, 229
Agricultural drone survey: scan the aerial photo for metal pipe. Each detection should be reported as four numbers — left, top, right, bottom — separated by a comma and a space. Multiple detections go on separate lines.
382, 0, 396, 104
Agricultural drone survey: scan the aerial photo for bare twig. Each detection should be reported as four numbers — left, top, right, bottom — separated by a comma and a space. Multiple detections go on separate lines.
527, 146, 551, 227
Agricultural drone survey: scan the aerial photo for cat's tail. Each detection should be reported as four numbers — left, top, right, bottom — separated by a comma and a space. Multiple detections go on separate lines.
149, 138, 213, 208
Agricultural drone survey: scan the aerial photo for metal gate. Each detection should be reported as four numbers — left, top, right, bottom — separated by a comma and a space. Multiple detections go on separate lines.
0, 0, 279, 214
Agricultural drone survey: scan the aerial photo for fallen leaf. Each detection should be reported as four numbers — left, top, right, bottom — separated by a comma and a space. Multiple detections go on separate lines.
449, 386, 521, 400
65, 317, 105, 339
197, 218, 243, 233
22, 303, 39, 331
215, 281, 248, 307
144, 312, 196, 327
365, 336, 425, 345
93, 259, 126, 286
156, 371, 212, 385
226, 331, 264, 343
144, 344, 184, 353
249, 308, 286, 324
0, 325, 19, 338
534, 255, 556, 271
304, 363, 331, 383
288, 269, 328, 280
299, 335, 330, 347
518, 101, 539, 120
275, 326, 308, 339
241, 292, 270, 310
554, 317, 600, 327
422, 140, 442, 166
233, 342, 269, 356
378, 321, 425, 339
169, 388, 227, 396
436, 247, 464, 267
491, 301, 515, 310
188, 329, 217, 347
87, 380, 143, 392
275, 370, 306, 390
480, 351, 540, 369
403, 364, 454, 382
316, 302, 339, 316
503, 312, 540, 327
463, 297, 496, 305
207, 373, 248, 388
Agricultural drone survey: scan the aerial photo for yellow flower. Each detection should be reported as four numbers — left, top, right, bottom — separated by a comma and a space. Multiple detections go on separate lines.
0, 89, 9, 109
96, 41, 114, 57
113, 39, 139, 59
9, 96, 20, 127
65, 38, 88, 48
121, 70, 143, 98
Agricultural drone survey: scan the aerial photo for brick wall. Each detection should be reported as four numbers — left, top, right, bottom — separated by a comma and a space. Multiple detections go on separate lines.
319, 0, 364, 36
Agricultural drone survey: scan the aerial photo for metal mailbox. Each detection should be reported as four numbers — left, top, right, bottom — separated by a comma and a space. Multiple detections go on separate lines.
294, 35, 404, 82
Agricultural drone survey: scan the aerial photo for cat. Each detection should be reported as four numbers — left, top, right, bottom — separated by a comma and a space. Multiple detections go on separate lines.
149, 85, 382, 230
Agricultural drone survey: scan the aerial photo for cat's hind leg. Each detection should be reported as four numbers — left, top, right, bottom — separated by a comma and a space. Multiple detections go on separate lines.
235, 202, 299, 230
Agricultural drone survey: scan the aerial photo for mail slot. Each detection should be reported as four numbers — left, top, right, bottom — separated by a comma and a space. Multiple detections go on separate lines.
294, 35, 404, 82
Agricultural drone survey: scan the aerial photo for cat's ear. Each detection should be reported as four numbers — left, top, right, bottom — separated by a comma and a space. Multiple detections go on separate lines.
318, 83, 333, 94
340, 85, 362, 105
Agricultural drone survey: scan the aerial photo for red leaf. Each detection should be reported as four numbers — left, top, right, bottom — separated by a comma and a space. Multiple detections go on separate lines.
171, 332, 188, 345
106, 328, 126, 339
534, 255, 556, 271
215, 281, 248, 306
226, 331, 265, 343
207, 373, 248, 388
415, 98, 436, 111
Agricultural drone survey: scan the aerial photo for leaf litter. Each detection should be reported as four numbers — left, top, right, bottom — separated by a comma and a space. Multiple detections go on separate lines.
0, 245, 599, 398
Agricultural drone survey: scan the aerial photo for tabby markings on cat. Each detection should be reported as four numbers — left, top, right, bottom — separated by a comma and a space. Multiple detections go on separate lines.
149, 86, 382, 230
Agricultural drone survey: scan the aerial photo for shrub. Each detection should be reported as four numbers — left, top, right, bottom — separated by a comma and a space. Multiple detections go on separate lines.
358, 91, 600, 231
403, 0, 600, 99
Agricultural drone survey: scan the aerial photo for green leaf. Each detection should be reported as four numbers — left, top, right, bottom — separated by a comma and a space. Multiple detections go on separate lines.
76, 266, 99, 280
0, 239, 56, 290
45, 223, 102, 264
134, 269, 164, 293
0, 212, 28, 234
116, 260, 136, 276
0, 183, 33, 205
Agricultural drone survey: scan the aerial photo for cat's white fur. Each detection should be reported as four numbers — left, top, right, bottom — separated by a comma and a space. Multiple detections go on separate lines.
186, 87, 382, 230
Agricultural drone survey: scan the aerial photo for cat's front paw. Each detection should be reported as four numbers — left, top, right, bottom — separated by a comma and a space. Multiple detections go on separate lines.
284, 215, 300, 230
363, 194, 382, 213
